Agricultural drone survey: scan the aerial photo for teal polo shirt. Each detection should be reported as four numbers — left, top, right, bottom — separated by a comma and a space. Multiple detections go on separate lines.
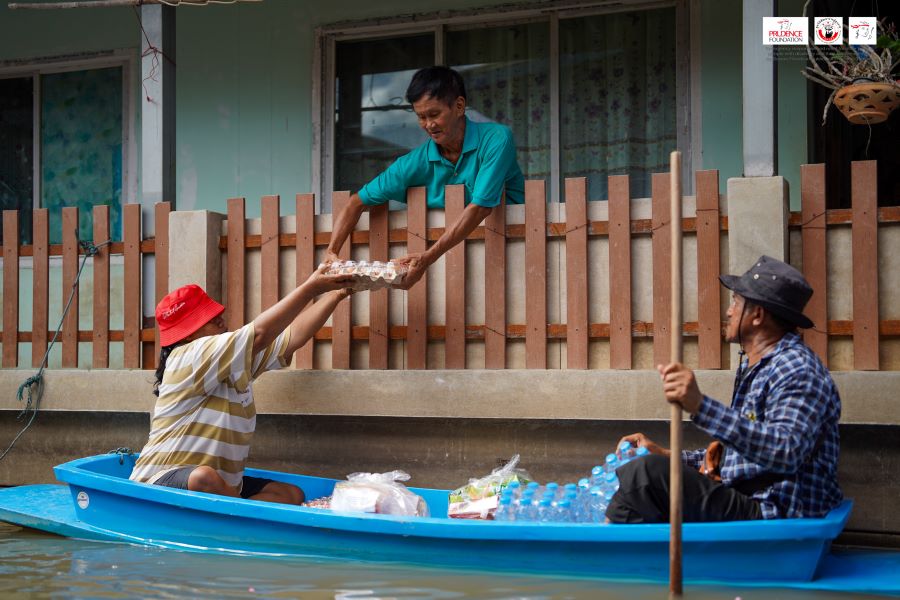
357, 117, 525, 209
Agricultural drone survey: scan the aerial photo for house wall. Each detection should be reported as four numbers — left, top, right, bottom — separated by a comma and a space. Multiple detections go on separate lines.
1, 1, 810, 215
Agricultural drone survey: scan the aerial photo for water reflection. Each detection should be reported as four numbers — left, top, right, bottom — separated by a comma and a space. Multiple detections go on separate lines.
0, 522, 877, 599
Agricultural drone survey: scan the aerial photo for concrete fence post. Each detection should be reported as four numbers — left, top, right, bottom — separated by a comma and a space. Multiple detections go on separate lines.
167, 211, 225, 302
725, 176, 790, 366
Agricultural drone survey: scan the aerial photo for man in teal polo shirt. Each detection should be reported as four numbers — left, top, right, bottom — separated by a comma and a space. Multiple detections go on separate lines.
325, 66, 525, 289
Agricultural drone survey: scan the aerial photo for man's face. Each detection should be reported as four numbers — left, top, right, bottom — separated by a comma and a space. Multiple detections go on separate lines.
412, 94, 466, 147
188, 314, 227, 341
724, 293, 748, 343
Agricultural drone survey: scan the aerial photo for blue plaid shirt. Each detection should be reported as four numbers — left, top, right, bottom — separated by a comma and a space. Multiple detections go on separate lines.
683, 332, 842, 519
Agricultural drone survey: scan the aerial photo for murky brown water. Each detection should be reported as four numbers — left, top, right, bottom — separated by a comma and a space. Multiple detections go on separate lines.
0, 521, 884, 599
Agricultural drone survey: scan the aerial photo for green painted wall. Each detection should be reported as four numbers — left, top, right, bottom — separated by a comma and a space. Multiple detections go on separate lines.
176, 0, 525, 217
0, 4, 136, 60
2, 0, 812, 216
777, 0, 810, 210
699, 0, 743, 192
698, 0, 810, 204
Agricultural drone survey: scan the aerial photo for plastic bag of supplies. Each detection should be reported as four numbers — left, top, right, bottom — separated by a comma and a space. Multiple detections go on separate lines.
448, 455, 533, 519
330, 470, 429, 517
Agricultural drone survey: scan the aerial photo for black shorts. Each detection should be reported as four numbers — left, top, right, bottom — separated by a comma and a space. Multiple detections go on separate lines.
153, 466, 274, 499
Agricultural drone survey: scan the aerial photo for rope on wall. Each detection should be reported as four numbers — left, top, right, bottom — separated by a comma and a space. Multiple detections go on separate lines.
0, 238, 111, 463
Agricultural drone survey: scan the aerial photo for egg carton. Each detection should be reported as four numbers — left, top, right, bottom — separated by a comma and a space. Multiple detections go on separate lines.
324, 260, 407, 290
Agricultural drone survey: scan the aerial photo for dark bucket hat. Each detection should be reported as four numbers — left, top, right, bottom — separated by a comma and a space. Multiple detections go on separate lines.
719, 255, 814, 329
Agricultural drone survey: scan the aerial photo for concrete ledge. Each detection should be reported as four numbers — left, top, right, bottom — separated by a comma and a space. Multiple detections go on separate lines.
0, 369, 897, 424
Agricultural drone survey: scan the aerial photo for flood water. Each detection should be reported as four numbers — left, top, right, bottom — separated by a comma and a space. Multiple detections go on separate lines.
1, 522, 889, 600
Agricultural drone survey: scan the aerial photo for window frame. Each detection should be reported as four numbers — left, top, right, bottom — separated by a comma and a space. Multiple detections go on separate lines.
0, 50, 138, 236
313, 0, 697, 214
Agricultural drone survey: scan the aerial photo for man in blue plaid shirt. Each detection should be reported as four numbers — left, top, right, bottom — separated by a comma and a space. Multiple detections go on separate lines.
607, 256, 842, 523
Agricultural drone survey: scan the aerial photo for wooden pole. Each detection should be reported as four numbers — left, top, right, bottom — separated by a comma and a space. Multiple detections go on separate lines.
669, 150, 684, 597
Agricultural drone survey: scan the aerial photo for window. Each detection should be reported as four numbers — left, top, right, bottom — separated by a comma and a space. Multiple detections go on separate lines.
0, 60, 130, 244
318, 1, 690, 209
447, 22, 551, 185
559, 9, 677, 200
334, 34, 435, 198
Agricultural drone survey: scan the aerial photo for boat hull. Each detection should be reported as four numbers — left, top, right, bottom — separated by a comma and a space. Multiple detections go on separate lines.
46, 453, 850, 583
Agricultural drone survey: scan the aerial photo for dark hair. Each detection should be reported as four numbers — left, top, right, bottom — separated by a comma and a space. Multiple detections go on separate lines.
153, 343, 180, 397
406, 66, 466, 106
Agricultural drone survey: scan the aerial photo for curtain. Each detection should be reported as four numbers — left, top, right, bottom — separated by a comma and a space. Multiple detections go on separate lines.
560, 8, 677, 200
448, 22, 551, 189
42, 67, 123, 244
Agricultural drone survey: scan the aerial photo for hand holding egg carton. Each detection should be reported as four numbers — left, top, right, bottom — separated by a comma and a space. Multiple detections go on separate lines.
323, 259, 408, 291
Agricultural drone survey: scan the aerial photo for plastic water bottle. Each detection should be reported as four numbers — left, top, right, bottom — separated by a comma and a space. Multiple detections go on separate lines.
517, 491, 537, 520
494, 496, 515, 521
604, 453, 619, 474
603, 471, 619, 494
635, 446, 650, 459
506, 480, 521, 499
588, 485, 607, 523
590, 465, 604, 487
556, 499, 574, 523
618, 441, 635, 465
603, 487, 616, 506
537, 498, 554, 522
545, 482, 559, 499
577, 477, 590, 490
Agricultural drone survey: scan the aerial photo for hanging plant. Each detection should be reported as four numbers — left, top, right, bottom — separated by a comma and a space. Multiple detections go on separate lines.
800, 5, 900, 124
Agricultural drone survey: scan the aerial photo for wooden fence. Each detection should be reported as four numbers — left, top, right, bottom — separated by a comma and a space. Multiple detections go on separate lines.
1, 203, 169, 370
221, 171, 727, 370
0, 161, 895, 371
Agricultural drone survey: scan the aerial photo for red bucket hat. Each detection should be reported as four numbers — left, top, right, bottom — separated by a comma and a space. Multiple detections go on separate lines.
156, 284, 225, 346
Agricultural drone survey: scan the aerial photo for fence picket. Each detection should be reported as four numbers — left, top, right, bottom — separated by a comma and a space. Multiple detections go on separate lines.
331, 192, 352, 369
61, 207, 79, 368
651, 173, 672, 367
800, 164, 828, 364
407, 187, 428, 369
696, 170, 721, 369
608, 175, 632, 369
851, 161, 879, 370
445, 185, 466, 369
123, 204, 142, 369
261, 196, 281, 311
565, 178, 588, 369
31, 209, 49, 367
226, 198, 246, 331
152, 202, 171, 368
294, 194, 315, 369
369, 203, 389, 369
92, 205, 110, 368
2, 210, 19, 367
484, 193, 506, 369
525, 180, 547, 368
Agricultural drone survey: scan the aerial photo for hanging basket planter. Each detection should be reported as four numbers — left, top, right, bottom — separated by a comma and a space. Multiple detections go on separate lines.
833, 82, 900, 125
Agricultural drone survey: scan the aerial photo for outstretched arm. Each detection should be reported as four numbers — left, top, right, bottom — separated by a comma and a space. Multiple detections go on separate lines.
284, 289, 352, 356
397, 202, 493, 289
252, 265, 352, 354
325, 193, 367, 263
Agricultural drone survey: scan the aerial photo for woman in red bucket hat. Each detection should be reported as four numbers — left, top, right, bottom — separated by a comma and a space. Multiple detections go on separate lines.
129, 265, 354, 504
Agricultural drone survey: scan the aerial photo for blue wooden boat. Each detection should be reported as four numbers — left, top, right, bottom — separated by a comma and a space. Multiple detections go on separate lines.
1, 453, 898, 595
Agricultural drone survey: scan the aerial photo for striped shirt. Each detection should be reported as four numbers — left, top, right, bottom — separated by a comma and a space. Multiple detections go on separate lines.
683, 332, 842, 519
130, 323, 291, 493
